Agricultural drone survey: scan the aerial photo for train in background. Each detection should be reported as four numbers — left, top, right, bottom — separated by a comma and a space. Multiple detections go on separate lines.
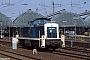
16, 18, 64, 50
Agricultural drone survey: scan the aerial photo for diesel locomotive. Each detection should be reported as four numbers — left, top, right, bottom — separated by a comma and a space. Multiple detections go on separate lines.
17, 18, 63, 50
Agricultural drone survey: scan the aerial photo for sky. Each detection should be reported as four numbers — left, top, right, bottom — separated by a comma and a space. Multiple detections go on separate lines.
0, 0, 90, 21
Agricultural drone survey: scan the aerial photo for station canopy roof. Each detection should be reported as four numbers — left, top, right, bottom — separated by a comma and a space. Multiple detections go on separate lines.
50, 9, 85, 27
0, 12, 12, 27
13, 9, 45, 27
84, 14, 90, 27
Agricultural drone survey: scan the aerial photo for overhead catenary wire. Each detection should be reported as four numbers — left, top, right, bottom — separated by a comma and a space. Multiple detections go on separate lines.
0, 0, 90, 21
0, 0, 25, 9
0, 0, 26, 20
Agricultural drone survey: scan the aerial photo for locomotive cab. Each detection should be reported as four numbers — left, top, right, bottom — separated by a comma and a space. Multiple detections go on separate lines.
44, 23, 62, 50
44, 23, 59, 38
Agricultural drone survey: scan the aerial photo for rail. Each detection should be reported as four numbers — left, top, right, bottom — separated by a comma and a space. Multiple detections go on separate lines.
0, 49, 40, 60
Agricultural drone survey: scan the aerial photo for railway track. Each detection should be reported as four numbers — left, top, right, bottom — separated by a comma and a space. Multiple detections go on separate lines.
63, 46, 90, 53
50, 46, 90, 60
0, 49, 40, 60
0, 38, 90, 60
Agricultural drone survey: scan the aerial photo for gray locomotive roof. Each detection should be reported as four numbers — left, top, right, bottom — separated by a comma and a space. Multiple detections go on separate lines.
0, 12, 12, 27
51, 10, 85, 27
13, 9, 45, 27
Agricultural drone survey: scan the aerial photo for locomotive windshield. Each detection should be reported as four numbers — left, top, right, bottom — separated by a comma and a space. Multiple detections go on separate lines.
47, 27, 57, 38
